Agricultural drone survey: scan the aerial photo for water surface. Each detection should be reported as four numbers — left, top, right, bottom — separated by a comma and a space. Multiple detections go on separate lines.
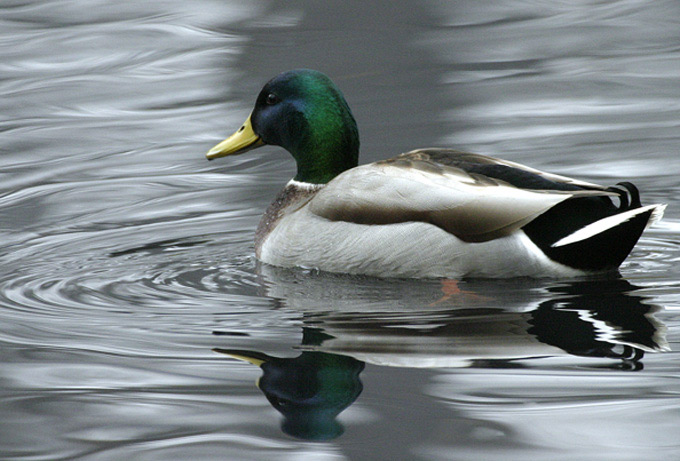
1, 1, 680, 460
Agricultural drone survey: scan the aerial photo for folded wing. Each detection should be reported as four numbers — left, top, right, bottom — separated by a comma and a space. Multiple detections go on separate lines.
309, 150, 616, 242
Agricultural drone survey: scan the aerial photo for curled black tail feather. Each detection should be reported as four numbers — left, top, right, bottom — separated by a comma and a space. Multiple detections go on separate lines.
607, 182, 642, 210
617, 181, 642, 208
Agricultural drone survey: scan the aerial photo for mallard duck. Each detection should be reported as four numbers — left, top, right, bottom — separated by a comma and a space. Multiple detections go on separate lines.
206, 69, 665, 278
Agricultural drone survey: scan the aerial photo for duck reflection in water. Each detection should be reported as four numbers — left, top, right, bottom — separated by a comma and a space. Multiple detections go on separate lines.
215, 329, 364, 441
529, 279, 667, 367
214, 278, 667, 441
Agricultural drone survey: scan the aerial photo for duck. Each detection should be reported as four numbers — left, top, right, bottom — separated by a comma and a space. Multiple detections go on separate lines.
206, 69, 665, 279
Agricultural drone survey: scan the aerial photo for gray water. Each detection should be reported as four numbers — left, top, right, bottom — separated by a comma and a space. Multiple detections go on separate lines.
2, 1, 680, 460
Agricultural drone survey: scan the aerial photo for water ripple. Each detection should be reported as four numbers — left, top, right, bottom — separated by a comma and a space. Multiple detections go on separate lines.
2, 1, 680, 458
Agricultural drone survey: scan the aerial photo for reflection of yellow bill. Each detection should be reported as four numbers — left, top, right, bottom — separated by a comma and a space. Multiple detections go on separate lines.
213, 348, 269, 367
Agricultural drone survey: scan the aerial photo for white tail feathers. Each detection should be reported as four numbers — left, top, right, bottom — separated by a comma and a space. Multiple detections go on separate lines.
552, 204, 666, 248
646, 203, 667, 229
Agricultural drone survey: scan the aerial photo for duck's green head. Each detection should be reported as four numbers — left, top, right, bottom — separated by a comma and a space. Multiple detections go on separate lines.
207, 69, 360, 184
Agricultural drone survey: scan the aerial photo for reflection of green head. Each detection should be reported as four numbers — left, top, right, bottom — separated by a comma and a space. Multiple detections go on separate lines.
215, 345, 364, 441
280, 408, 344, 441
260, 351, 364, 441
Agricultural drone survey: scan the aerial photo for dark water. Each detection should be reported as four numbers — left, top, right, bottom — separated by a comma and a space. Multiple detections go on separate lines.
2, 1, 680, 460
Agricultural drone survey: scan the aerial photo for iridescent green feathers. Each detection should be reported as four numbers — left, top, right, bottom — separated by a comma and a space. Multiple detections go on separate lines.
251, 70, 359, 184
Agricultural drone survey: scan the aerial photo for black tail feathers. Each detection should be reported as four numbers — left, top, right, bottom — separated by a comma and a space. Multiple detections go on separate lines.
606, 182, 642, 210
524, 181, 657, 272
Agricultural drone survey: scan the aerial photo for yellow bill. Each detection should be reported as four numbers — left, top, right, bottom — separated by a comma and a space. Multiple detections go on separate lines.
206, 113, 265, 160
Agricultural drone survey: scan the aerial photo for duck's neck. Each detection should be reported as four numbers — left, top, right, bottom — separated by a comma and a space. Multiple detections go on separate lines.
290, 97, 360, 184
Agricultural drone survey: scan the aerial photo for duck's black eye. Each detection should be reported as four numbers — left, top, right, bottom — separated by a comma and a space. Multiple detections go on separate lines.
265, 93, 279, 105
